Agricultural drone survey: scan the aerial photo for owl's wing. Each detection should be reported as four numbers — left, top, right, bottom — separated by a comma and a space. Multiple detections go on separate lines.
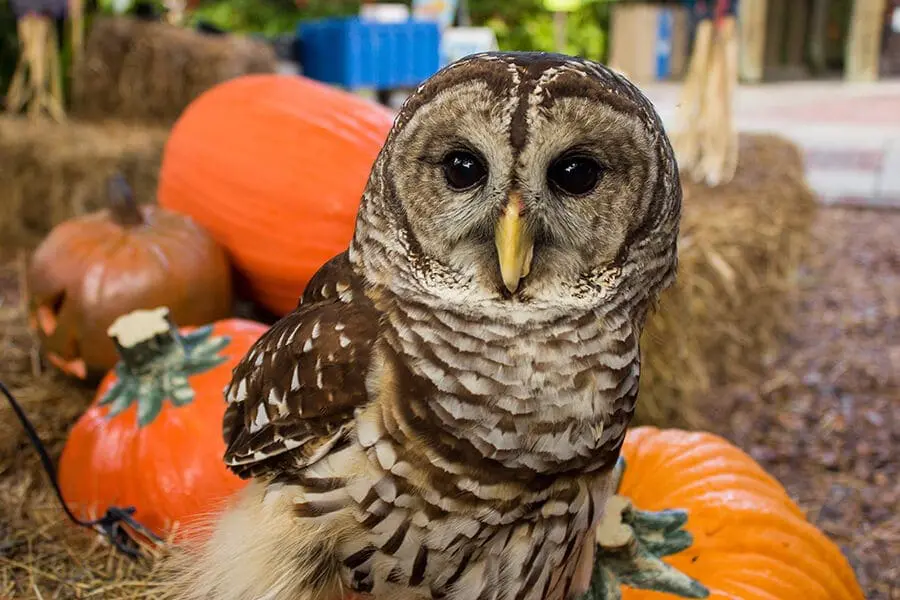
222, 252, 379, 480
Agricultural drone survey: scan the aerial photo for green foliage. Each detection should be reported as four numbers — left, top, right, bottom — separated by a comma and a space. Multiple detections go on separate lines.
114, 0, 616, 62
471, 0, 615, 62
101, 325, 230, 428
189, 0, 360, 37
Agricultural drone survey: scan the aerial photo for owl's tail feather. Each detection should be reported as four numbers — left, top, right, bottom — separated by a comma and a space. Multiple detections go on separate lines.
157, 481, 352, 600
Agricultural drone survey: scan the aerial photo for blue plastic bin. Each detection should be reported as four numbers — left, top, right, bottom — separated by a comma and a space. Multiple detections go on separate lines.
297, 17, 441, 90
654, 8, 675, 80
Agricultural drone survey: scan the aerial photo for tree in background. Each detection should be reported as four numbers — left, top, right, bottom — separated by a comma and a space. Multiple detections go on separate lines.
190, 0, 360, 37
188, 0, 614, 63
471, 0, 612, 63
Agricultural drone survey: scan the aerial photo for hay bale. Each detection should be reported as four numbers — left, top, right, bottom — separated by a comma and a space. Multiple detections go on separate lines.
71, 17, 278, 125
0, 116, 168, 244
0, 252, 166, 597
636, 133, 817, 426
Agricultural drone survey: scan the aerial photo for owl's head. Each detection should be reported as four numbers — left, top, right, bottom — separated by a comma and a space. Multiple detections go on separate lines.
352, 52, 681, 324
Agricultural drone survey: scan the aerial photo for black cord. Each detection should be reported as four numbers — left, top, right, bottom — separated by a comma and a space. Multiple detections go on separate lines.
0, 380, 163, 559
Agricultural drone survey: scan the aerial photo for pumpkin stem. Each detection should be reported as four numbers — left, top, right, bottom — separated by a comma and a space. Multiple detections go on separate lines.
107, 173, 145, 227
101, 307, 230, 427
107, 307, 185, 375
578, 458, 710, 600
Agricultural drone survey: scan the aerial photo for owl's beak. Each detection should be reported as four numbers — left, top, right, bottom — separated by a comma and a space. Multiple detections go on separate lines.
495, 192, 534, 294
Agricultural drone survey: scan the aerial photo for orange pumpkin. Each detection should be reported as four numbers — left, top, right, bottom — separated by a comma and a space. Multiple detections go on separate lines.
586, 426, 865, 600
58, 308, 269, 541
27, 174, 233, 380
157, 74, 395, 316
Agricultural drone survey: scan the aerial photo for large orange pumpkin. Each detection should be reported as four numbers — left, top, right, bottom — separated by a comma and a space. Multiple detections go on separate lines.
27, 174, 233, 380
586, 426, 865, 600
157, 74, 395, 316
58, 307, 269, 541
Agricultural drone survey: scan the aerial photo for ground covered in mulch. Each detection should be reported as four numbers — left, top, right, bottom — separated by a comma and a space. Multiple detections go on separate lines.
696, 207, 900, 599
0, 206, 897, 598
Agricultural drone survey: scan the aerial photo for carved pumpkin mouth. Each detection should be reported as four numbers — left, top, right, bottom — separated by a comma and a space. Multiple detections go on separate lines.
46, 351, 87, 379
36, 290, 66, 336
32, 290, 88, 378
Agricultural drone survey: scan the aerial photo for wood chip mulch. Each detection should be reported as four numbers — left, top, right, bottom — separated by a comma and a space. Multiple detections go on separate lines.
696, 207, 900, 599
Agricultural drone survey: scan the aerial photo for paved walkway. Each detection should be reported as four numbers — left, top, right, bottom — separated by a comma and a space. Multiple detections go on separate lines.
642, 80, 900, 208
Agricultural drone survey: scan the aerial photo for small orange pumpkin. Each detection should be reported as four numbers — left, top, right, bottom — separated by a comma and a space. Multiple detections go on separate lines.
157, 74, 395, 316
27, 174, 233, 380
586, 426, 865, 600
58, 308, 268, 541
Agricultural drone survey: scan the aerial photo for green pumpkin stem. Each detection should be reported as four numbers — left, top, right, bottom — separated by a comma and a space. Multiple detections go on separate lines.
101, 307, 230, 427
107, 173, 145, 227
579, 457, 710, 600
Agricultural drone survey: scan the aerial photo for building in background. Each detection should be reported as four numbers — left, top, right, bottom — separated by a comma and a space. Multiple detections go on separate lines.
881, 0, 900, 75
608, 0, 898, 84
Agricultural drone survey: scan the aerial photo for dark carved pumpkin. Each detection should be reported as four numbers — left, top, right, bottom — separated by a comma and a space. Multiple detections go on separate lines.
26, 174, 233, 380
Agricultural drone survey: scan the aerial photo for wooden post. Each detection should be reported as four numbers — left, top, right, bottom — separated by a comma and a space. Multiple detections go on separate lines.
784, 0, 810, 72
69, 0, 84, 77
738, 0, 769, 82
808, 0, 831, 74
846, 0, 889, 81
882, 0, 900, 76
164, 0, 187, 25
763, 0, 786, 73
553, 11, 568, 53
457, 0, 471, 27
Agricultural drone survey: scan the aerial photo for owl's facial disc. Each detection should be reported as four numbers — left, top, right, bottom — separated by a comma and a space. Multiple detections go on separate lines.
366, 53, 680, 319
385, 87, 653, 305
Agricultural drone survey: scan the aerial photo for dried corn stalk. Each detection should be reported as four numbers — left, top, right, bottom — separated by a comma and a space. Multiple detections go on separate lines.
672, 15, 738, 187
4, 14, 66, 122
672, 18, 713, 172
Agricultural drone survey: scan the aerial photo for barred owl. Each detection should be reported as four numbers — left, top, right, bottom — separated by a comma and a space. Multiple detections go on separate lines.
167, 51, 681, 600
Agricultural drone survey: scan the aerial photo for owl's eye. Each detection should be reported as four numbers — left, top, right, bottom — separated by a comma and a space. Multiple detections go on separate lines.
548, 155, 602, 196
442, 151, 487, 191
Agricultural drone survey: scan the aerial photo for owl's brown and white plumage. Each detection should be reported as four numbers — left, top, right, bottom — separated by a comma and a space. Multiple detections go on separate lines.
168, 52, 681, 600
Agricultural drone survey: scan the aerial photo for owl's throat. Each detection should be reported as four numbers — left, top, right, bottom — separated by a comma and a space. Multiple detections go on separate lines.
377, 296, 641, 479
